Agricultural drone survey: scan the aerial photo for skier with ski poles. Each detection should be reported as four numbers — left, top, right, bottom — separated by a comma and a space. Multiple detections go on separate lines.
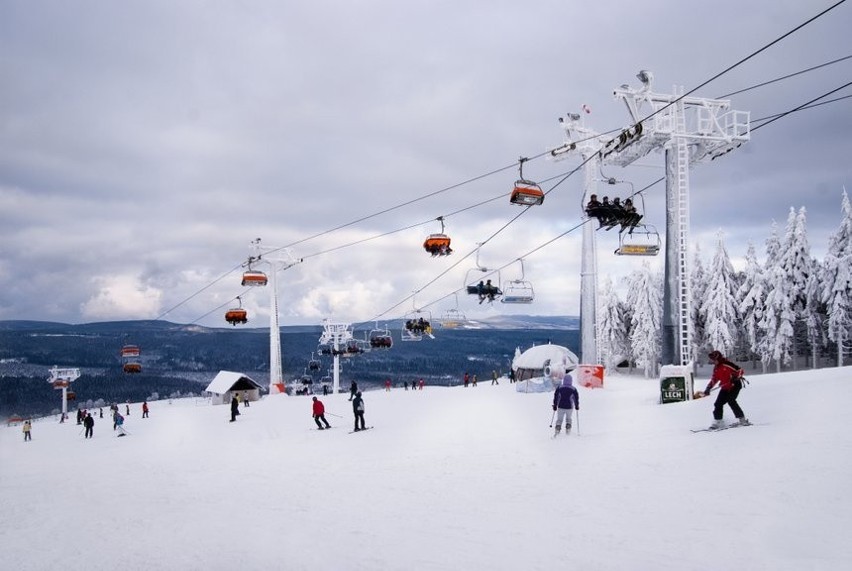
704, 350, 750, 430
552, 372, 579, 436
311, 396, 332, 430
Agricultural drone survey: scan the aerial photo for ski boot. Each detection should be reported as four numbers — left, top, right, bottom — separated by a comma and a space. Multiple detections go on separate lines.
736, 417, 752, 426
708, 419, 725, 430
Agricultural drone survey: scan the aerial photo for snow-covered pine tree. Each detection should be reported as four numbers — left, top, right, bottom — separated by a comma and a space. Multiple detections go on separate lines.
758, 221, 783, 371
805, 264, 826, 369
736, 241, 765, 367
597, 275, 629, 371
700, 231, 739, 358
759, 212, 797, 372
625, 262, 662, 378
690, 243, 708, 362
780, 207, 815, 368
822, 188, 852, 366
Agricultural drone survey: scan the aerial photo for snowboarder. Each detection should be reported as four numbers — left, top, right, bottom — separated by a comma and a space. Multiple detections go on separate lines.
352, 391, 366, 431
230, 394, 240, 422
552, 373, 579, 436
703, 350, 750, 429
83, 412, 95, 439
22, 420, 32, 441
114, 412, 126, 436
312, 396, 332, 429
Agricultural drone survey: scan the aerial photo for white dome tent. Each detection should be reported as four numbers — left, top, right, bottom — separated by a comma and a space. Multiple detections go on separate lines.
512, 343, 579, 393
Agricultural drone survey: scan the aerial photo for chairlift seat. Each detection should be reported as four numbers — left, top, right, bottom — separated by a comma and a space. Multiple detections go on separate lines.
121, 345, 140, 358
241, 271, 268, 287
510, 180, 544, 206
615, 244, 660, 256
502, 293, 534, 304
615, 224, 661, 256
225, 308, 248, 325
423, 234, 452, 256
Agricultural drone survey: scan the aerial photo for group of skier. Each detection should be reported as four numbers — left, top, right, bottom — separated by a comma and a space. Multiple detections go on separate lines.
548, 349, 749, 437
584, 194, 643, 231
234, 348, 749, 437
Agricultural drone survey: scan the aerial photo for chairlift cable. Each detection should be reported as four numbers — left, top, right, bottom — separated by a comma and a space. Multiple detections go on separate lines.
717, 54, 852, 99
751, 80, 852, 132
172, 3, 848, 325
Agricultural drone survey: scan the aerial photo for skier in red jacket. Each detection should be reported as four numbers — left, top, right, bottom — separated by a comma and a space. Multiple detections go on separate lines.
312, 396, 332, 430
703, 350, 750, 430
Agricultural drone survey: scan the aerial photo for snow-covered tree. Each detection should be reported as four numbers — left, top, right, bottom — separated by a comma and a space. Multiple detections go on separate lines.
701, 231, 739, 357
690, 243, 708, 360
758, 213, 797, 371
822, 188, 852, 365
625, 262, 662, 378
804, 265, 826, 369
597, 275, 629, 371
736, 241, 765, 366
779, 207, 815, 367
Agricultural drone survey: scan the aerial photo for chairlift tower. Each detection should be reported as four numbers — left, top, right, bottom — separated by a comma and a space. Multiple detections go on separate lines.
552, 70, 749, 367
551, 116, 610, 364
246, 239, 303, 395
47, 366, 80, 417
318, 320, 354, 395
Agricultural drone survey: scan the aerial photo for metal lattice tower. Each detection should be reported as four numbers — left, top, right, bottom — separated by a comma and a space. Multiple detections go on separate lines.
670, 90, 694, 366
318, 320, 354, 395
47, 366, 80, 417
552, 71, 749, 367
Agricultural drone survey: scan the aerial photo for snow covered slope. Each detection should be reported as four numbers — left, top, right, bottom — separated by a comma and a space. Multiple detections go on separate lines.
1, 367, 851, 570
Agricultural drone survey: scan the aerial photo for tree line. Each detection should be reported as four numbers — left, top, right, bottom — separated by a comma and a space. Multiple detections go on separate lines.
597, 189, 852, 377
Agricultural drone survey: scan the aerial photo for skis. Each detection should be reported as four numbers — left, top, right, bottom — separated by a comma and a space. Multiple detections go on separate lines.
691, 422, 759, 433
349, 426, 373, 434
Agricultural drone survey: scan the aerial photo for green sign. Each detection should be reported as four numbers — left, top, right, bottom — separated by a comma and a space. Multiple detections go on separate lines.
660, 376, 686, 404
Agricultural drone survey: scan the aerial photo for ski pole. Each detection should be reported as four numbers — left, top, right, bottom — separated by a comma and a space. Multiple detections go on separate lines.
550, 394, 561, 427
575, 409, 580, 436
326, 412, 343, 418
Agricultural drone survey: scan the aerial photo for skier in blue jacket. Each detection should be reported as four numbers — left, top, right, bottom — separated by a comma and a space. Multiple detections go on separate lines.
552, 373, 579, 436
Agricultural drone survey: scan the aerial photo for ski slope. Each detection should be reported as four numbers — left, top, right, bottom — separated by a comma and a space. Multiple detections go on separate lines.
2, 367, 851, 570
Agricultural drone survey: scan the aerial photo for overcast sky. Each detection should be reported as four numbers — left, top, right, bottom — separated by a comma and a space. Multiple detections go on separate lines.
1, 0, 850, 328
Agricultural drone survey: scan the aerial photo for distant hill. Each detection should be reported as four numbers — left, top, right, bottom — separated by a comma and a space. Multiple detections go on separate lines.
0, 316, 579, 418
0, 315, 578, 334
